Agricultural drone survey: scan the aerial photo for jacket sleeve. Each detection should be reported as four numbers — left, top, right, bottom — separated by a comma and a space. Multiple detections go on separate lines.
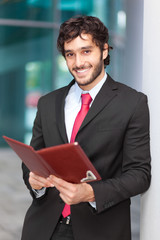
89, 94, 151, 214
22, 98, 46, 198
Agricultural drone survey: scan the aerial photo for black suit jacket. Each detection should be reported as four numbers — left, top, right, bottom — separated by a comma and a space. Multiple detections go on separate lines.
21, 75, 151, 240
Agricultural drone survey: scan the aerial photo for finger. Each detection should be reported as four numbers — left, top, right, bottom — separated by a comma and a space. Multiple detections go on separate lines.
30, 172, 54, 188
48, 176, 70, 198
30, 172, 52, 185
49, 175, 79, 203
29, 173, 45, 189
49, 175, 71, 189
29, 176, 44, 189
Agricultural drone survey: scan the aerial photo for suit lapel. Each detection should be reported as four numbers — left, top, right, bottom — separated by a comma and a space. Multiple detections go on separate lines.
55, 80, 75, 143
79, 75, 118, 131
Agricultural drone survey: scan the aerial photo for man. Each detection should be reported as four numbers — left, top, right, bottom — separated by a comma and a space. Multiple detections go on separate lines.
21, 16, 151, 240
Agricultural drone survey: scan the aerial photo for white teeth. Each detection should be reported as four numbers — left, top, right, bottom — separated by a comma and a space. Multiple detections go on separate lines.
77, 69, 88, 73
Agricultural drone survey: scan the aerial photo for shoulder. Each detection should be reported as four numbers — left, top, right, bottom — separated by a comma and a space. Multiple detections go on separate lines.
107, 75, 148, 103
38, 80, 75, 107
105, 75, 149, 118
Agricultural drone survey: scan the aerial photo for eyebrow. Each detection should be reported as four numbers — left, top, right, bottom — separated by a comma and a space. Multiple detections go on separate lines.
64, 46, 93, 54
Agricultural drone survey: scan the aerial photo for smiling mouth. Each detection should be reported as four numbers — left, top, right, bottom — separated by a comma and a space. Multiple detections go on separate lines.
76, 68, 89, 73
74, 65, 92, 74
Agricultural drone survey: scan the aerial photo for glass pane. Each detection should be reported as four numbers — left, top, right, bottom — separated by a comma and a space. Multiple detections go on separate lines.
0, 0, 55, 22
58, 0, 93, 22
0, 26, 53, 146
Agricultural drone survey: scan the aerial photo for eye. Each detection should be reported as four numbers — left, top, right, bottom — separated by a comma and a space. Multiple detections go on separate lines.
83, 50, 91, 54
65, 52, 74, 58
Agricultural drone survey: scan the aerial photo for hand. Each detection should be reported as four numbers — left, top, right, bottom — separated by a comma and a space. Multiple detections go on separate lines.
29, 172, 54, 190
48, 175, 95, 205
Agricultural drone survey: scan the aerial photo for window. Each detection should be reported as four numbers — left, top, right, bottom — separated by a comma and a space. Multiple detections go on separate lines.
0, 0, 126, 146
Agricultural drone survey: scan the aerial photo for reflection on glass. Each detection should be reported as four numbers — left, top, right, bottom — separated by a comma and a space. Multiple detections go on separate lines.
0, 25, 53, 146
25, 61, 52, 143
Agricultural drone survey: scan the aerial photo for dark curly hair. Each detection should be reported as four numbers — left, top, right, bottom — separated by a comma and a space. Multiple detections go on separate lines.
57, 15, 112, 66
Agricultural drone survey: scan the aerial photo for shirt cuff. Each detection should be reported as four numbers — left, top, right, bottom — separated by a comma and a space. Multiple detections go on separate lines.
89, 201, 96, 209
32, 187, 46, 198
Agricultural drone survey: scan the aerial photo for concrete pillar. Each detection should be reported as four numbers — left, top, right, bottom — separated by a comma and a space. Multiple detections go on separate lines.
140, 0, 160, 239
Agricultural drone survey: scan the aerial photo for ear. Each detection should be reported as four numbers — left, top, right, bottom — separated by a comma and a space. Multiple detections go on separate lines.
103, 43, 108, 60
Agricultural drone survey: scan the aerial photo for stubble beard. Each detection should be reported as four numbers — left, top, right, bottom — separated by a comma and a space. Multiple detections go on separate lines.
70, 56, 104, 87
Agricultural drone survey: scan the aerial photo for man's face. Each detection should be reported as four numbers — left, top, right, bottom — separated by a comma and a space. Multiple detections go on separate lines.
64, 33, 108, 90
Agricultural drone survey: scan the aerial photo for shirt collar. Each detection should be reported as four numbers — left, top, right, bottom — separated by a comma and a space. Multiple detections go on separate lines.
75, 72, 107, 102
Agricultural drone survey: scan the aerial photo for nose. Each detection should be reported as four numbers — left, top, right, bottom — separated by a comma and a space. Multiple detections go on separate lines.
75, 54, 84, 68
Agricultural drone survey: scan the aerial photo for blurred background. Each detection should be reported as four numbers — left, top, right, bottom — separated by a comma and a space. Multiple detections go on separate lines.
0, 0, 131, 145
0, 0, 145, 239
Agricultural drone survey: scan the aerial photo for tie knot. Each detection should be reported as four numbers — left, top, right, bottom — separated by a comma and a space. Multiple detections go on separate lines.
81, 93, 92, 106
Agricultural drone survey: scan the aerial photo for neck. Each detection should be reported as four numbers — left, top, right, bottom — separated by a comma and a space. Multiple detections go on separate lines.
79, 70, 106, 91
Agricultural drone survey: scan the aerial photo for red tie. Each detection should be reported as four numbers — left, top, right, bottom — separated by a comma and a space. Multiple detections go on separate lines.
62, 93, 92, 218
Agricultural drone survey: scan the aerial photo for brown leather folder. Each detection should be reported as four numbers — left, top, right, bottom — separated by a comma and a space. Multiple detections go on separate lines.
3, 136, 101, 183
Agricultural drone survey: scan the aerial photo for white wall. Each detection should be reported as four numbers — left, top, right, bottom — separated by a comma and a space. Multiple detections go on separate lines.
125, 0, 144, 90
140, 0, 160, 239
